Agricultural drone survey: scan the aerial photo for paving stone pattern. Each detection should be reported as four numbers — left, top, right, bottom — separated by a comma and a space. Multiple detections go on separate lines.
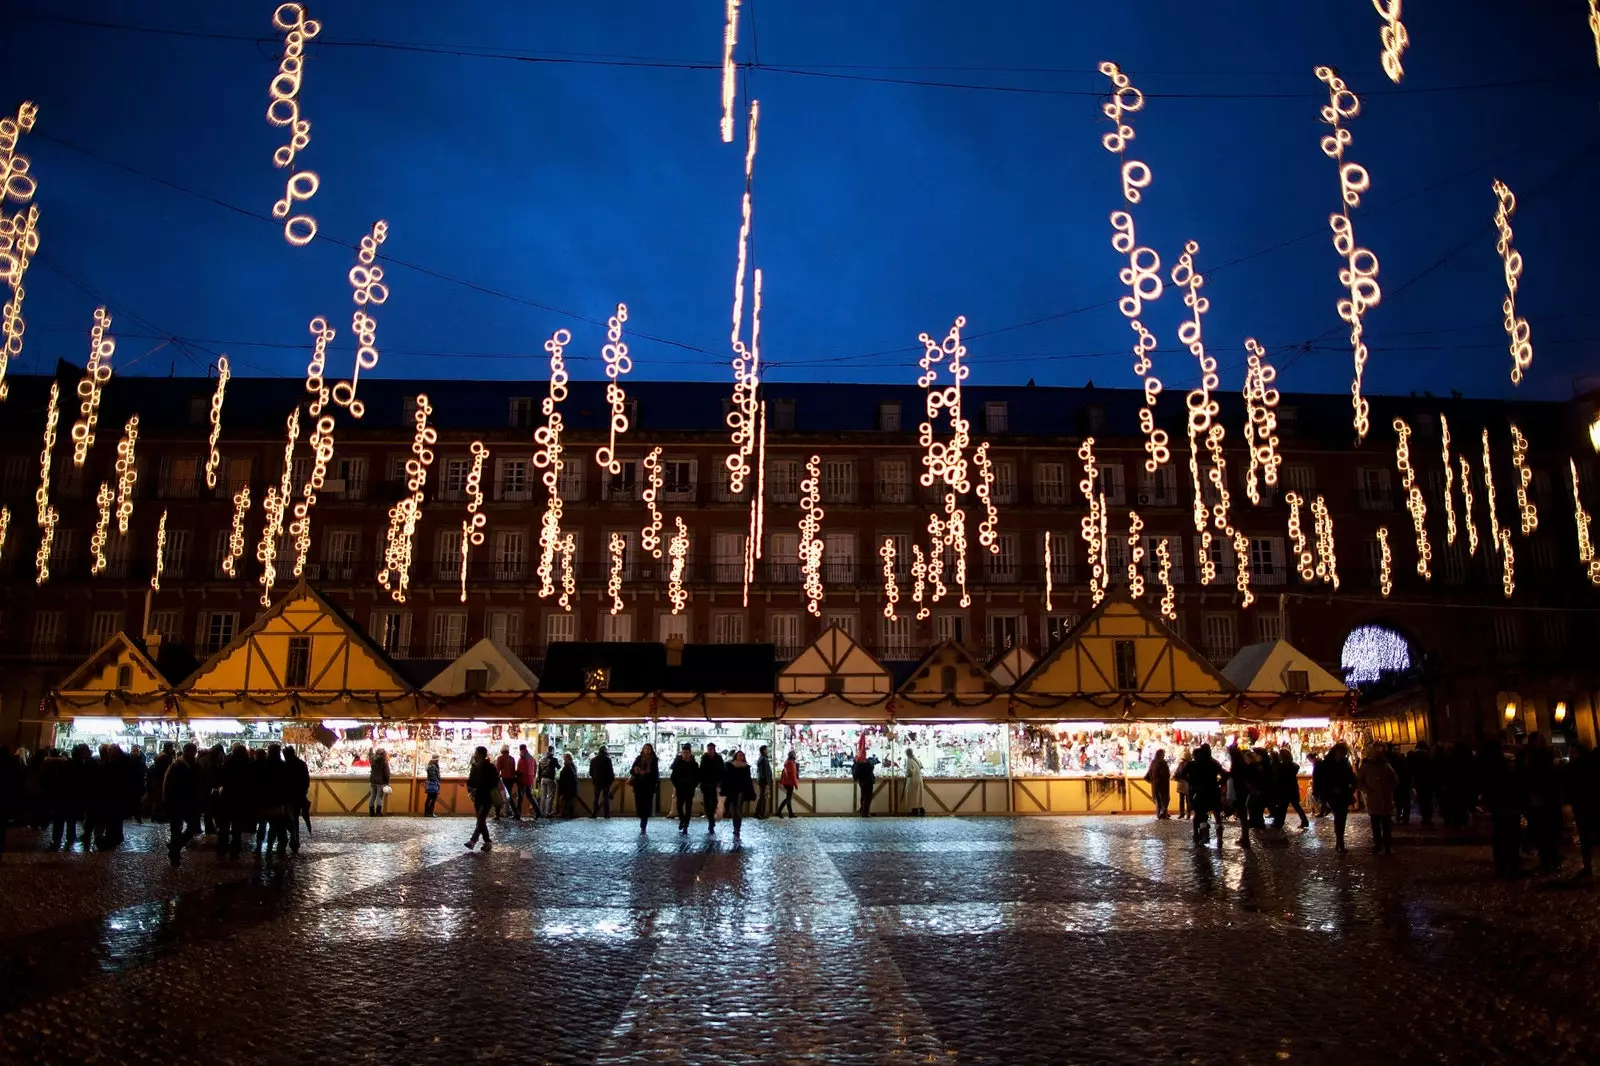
1, 812, 1597, 1065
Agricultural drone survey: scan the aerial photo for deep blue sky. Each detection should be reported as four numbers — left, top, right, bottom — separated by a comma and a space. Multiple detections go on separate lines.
1, 1, 1597, 401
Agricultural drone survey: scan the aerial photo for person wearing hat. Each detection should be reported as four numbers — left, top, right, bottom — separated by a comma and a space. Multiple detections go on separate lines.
670, 743, 700, 834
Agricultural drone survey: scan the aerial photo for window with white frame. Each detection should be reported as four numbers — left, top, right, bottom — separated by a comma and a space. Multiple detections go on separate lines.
546, 612, 578, 645
200, 611, 238, 654
89, 611, 120, 648
878, 401, 901, 432
1047, 532, 1074, 582
712, 612, 745, 644
48, 527, 75, 570
331, 456, 367, 499
984, 401, 1009, 433
1105, 535, 1128, 585
823, 532, 856, 583
1358, 468, 1392, 510
1366, 537, 1385, 587
1249, 537, 1284, 584
877, 459, 910, 503
821, 459, 856, 503
661, 459, 697, 501
822, 611, 856, 637
768, 459, 801, 503
1442, 539, 1467, 585
163, 529, 191, 579
1284, 465, 1315, 495
325, 530, 359, 579
493, 530, 527, 580
988, 614, 1024, 656
600, 613, 635, 642
713, 531, 746, 583
884, 532, 913, 578
1202, 613, 1238, 661
604, 459, 640, 501
431, 611, 468, 657
1255, 613, 1283, 644
557, 456, 585, 501
987, 533, 1019, 582
768, 532, 799, 582
935, 613, 968, 646
440, 457, 470, 501
508, 396, 534, 428
209, 529, 231, 577
370, 610, 411, 656
768, 612, 801, 657
498, 457, 531, 501
1196, 535, 1232, 581
1137, 464, 1178, 506
150, 610, 181, 640
1492, 614, 1520, 654
1035, 462, 1067, 505
656, 612, 689, 645
31, 610, 63, 654
880, 615, 915, 659
992, 460, 1016, 504
1097, 462, 1126, 506
1540, 613, 1569, 651
436, 528, 463, 580
1044, 612, 1079, 648
486, 609, 522, 649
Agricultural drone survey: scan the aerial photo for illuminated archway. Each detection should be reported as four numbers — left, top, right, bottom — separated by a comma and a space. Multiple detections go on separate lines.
1340, 624, 1412, 684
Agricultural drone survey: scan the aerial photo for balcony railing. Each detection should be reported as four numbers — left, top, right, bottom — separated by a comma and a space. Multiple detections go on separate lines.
877, 483, 911, 504
496, 486, 535, 502
157, 478, 201, 500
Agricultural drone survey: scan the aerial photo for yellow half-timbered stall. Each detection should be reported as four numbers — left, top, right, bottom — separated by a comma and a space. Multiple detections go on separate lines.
890, 641, 1011, 814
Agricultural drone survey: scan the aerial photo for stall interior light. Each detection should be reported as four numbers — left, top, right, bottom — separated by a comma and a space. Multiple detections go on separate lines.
71, 717, 129, 733
321, 718, 364, 730
1280, 717, 1332, 729
1554, 701, 1568, 723
1172, 721, 1223, 732
195, 719, 246, 734
1504, 701, 1517, 721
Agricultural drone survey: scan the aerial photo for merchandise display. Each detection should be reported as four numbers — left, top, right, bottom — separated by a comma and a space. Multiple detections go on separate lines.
1008, 719, 1343, 777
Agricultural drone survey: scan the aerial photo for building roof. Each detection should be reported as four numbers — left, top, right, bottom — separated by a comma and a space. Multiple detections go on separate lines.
421, 638, 539, 693
1223, 639, 1348, 694
55, 630, 199, 692
538, 641, 776, 694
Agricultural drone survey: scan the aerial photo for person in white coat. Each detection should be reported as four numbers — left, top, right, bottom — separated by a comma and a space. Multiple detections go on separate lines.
903, 747, 926, 817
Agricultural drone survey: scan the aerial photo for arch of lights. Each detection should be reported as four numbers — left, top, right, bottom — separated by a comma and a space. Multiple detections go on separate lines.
331, 220, 388, 418
667, 518, 690, 615
1492, 180, 1533, 385
1393, 418, 1431, 579
799, 454, 825, 616
70, 307, 114, 466
1285, 491, 1315, 581
0, 100, 40, 402
1341, 624, 1411, 684
1316, 65, 1382, 441
1372, 1, 1408, 83
1156, 538, 1176, 620
535, 329, 570, 597
268, 3, 321, 246
90, 481, 113, 575
640, 446, 664, 559
1510, 425, 1537, 535
1570, 459, 1600, 586
114, 414, 138, 534
223, 483, 250, 578
595, 302, 632, 475
1440, 413, 1457, 545
1242, 338, 1281, 504
203, 356, 230, 489
1128, 511, 1145, 599
151, 509, 168, 591
257, 408, 300, 606
880, 537, 899, 621
379, 394, 435, 603
1078, 438, 1104, 606
1312, 494, 1339, 589
608, 532, 626, 615
458, 440, 488, 603
1376, 525, 1393, 596
34, 504, 54, 585
1458, 454, 1480, 556
36, 379, 57, 526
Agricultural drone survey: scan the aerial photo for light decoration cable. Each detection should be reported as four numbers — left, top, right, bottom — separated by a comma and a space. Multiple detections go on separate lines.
0, 504, 8, 557
640, 446, 664, 559
1204, 423, 1233, 536
0, 100, 40, 403
667, 518, 689, 615
595, 302, 632, 474
1099, 493, 1110, 602
329, 220, 388, 419
1498, 527, 1515, 598
1078, 438, 1104, 606
90, 481, 112, 575
1242, 338, 1281, 504
534, 329, 570, 597
203, 355, 230, 489
291, 320, 337, 578
559, 532, 577, 612
1198, 529, 1217, 587
974, 441, 1000, 552
1232, 529, 1254, 608
1130, 320, 1168, 471
952, 505, 973, 609
1376, 526, 1393, 596
150, 509, 168, 591
69, 306, 114, 466
1043, 532, 1053, 613
1156, 538, 1176, 620
257, 407, 300, 606
378, 394, 435, 603
36, 379, 57, 525
1481, 428, 1501, 547
223, 483, 249, 578
34, 504, 54, 585
608, 531, 626, 616
1128, 511, 1145, 599
1316, 65, 1383, 441
720, 0, 741, 142
1172, 240, 1222, 563
881, 537, 899, 621
267, 3, 321, 246
1393, 418, 1432, 579
1458, 455, 1480, 556
1312, 494, 1340, 589
925, 514, 946, 606
1510, 424, 1537, 535
1570, 459, 1600, 587
917, 316, 973, 609
1372, 1, 1408, 83
1440, 413, 1457, 545
741, 398, 766, 607
911, 544, 929, 620
1285, 491, 1316, 581
457, 440, 488, 604
113, 414, 137, 534
725, 98, 761, 493
1491, 180, 1533, 385
799, 454, 825, 617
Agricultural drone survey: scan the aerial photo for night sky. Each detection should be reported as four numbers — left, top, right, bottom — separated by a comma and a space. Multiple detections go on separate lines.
1, 1, 1597, 401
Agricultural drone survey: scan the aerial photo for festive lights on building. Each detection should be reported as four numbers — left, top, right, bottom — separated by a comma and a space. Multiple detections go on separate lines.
1376, 526, 1393, 597
1130, 320, 1168, 472
640, 445, 664, 559
1342, 625, 1412, 682
595, 302, 633, 474
1372, 0, 1408, 83
1481, 429, 1501, 547
911, 544, 929, 620
332, 220, 389, 418
1242, 338, 1281, 503
720, 0, 741, 142
1510, 424, 1537, 535
534, 330, 570, 597
974, 441, 1000, 551
1312, 494, 1339, 589
70, 307, 114, 466
1440, 413, 1457, 546
925, 514, 946, 606
257, 408, 300, 606
559, 532, 577, 611
951, 506, 973, 609
917, 317, 973, 609
36, 379, 57, 525
292, 323, 337, 578
880, 537, 899, 621
0, 100, 41, 403
0, 504, 8, 557
608, 532, 626, 616
1232, 529, 1254, 608
667, 518, 689, 615
1042, 532, 1054, 612
1315, 65, 1383, 441
1458, 455, 1480, 556
34, 504, 54, 585
152, 509, 170, 591
1128, 511, 1145, 599
223, 483, 249, 578
1170, 240, 1223, 550
1393, 418, 1431, 579
1285, 491, 1316, 581
1570, 459, 1600, 587
457, 440, 488, 604
378, 394, 435, 603
1156, 538, 1176, 620
742, 398, 766, 606
1491, 180, 1533, 385
90, 481, 112, 575
726, 96, 761, 493
1198, 530, 1216, 586
1204, 423, 1233, 535
114, 414, 138, 534
1498, 527, 1515, 598
1590, 1, 1600, 67
1078, 439, 1104, 606
800, 454, 825, 617
267, 3, 322, 246
203, 356, 230, 489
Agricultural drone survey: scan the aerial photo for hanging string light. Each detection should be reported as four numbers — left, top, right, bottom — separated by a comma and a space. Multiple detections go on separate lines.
223, 483, 249, 578
90, 481, 112, 575
1481, 429, 1502, 547
667, 518, 689, 615
1157, 538, 1176, 620
1377, 526, 1393, 596
1393, 418, 1432, 579
257, 408, 300, 606
1099, 492, 1110, 601
917, 316, 972, 609
608, 531, 626, 615
1130, 321, 1168, 472
1242, 338, 1281, 504
1491, 180, 1533, 385
0, 504, 9, 557
1590, 0, 1600, 67
1171, 241, 1222, 558
880, 537, 899, 621
1204, 423, 1233, 535
595, 303, 633, 474
925, 514, 946, 606
1285, 491, 1316, 581
742, 399, 766, 607
292, 322, 337, 578
726, 98, 762, 493
974, 441, 1000, 552
952, 506, 972, 608
203, 356, 230, 489
114, 414, 138, 534
0, 100, 41, 403
267, 3, 321, 246
1458, 455, 1480, 556
1372, 1, 1409, 83
1043, 532, 1054, 612
640, 446, 664, 559
1510, 425, 1538, 535
1078, 439, 1104, 606
1498, 527, 1515, 598
911, 543, 929, 620
1312, 494, 1340, 589
534, 329, 570, 598
1232, 529, 1254, 608
70, 306, 114, 466
331, 220, 389, 418
1570, 459, 1600, 586
1128, 511, 1145, 599
720, 0, 742, 142
1440, 413, 1458, 546
34, 504, 55, 585
559, 532, 578, 612
36, 379, 57, 526
799, 454, 825, 617
149, 508, 170, 591
457, 440, 488, 604
378, 395, 434, 603
1316, 66, 1383, 441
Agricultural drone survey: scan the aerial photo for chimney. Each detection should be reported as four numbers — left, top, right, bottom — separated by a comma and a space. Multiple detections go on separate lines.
145, 631, 164, 661
665, 635, 684, 667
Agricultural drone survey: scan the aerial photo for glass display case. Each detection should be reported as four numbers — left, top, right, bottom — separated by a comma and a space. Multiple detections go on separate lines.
775, 722, 1006, 778
1008, 719, 1342, 778
55, 718, 285, 756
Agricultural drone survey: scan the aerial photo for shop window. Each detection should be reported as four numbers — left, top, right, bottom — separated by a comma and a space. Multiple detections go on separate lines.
284, 636, 312, 689
464, 669, 489, 693
116, 664, 133, 689
1113, 640, 1137, 691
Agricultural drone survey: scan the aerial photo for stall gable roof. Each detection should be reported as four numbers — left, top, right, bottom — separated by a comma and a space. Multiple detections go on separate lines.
777, 625, 890, 690
423, 638, 539, 694
988, 645, 1038, 688
56, 631, 173, 694
899, 641, 1001, 696
180, 581, 411, 694
1223, 640, 1347, 694
1015, 592, 1236, 696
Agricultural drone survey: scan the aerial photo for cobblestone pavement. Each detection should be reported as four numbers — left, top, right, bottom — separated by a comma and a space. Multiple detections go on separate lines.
2, 812, 1597, 1065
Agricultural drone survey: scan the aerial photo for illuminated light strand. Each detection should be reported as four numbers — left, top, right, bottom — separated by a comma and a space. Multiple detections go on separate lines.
305, 315, 334, 415
799, 454, 825, 617
256, 408, 300, 606
457, 440, 488, 604
1043, 533, 1053, 613
331, 220, 389, 418
0, 100, 41, 402
1242, 338, 1281, 503
1232, 529, 1254, 608
1128, 511, 1145, 599
1393, 418, 1432, 579
1316, 65, 1383, 441
917, 316, 972, 606
1285, 491, 1316, 581
0, 504, 8, 556
1510, 424, 1538, 535
1481, 428, 1502, 547
378, 394, 435, 603
203, 356, 230, 489
667, 519, 689, 615
534, 330, 570, 597
925, 514, 946, 606
974, 441, 1000, 551
1198, 530, 1217, 587
1204, 423, 1233, 535
595, 303, 633, 473
34, 504, 55, 585
69, 307, 114, 466
880, 537, 899, 621
1591, 1, 1600, 68
114, 414, 138, 534
1188, 429, 1208, 541
607, 532, 626, 615
292, 322, 337, 578
951, 506, 972, 609
741, 399, 766, 607
911, 544, 929, 620
90, 481, 112, 575
1099, 494, 1109, 601
1440, 413, 1457, 545
1312, 494, 1340, 589
267, 3, 322, 245
1372, 0, 1409, 83
726, 100, 761, 493
1492, 180, 1533, 385
1172, 240, 1224, 545
1130, 320, 1168, 471
36, 379, 57, 525
1498, 527, 1515, 598
150, 509, 169, 591
1458, 455, 1481, 556
559, 532, 577, 612
719, 0, 741, 142
1570, 459, 1600, 587
223, 484, 249, 578
1377, 526, 1393, 596
1156, 538, 1176, 620
640, 446, 664, 559
1078, 439, 1104, 606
